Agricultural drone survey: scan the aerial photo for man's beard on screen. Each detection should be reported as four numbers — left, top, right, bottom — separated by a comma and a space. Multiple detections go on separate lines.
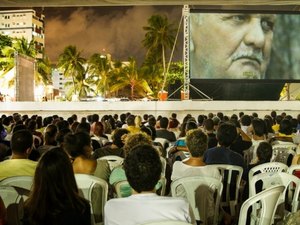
231, 47, 265, 79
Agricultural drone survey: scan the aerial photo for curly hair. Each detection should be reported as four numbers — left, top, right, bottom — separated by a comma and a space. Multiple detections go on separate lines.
123, 132, 152, 156
186, 129, 208, 157
124, 144, 162, 193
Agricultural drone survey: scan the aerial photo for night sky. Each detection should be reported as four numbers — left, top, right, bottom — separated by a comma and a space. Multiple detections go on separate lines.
41, 6, 183, 64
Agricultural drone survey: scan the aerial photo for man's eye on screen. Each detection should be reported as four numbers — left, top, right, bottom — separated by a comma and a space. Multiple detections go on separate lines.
261, 19, 274, 32
223, 14, 249, 25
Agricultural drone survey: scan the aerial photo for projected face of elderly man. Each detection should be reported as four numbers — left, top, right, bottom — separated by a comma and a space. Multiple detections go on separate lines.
190, 13, 276, 79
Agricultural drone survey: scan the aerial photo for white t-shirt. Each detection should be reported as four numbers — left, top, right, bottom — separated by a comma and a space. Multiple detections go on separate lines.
104, 193, 194, 225
171, 161, 221, 181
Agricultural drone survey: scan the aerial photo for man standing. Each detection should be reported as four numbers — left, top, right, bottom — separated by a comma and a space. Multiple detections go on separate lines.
0, 129, 36, 180
190, 13, 275, 79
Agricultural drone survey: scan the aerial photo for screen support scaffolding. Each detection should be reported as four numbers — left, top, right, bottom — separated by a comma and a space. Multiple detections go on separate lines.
168, 5, 212, 100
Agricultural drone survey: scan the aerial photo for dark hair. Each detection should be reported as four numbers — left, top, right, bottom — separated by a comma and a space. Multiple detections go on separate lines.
251, 118, 266, 137
240, 115, 251, 126
256, 142, 273, 163
64, 132, 91, 158
67, 117, 74, 126
126, 115, 135, 126
92, 114, 99, 123
148, 116, 156, 127
112, 128, 129, 148
75, 122, 91, 134
124, 144, 161, 193
204, 119, 214, 131
55, 128, 72, 146
24, 147, 88, 224
186, 129, 208, 157
12, 124, 27, 133
279, 119, 293, 135
185, 120, 198, 132
217, 123, 237, 147
56, 120, 70, 131
44, 124, 58, 146
159, 117, 169, 129
11, 130, 33, 154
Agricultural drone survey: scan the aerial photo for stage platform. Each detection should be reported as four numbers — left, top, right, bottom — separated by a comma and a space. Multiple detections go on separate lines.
0, 100, 300, 120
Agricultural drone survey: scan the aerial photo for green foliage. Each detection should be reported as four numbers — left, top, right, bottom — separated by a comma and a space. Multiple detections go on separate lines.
166, 61, 184, 85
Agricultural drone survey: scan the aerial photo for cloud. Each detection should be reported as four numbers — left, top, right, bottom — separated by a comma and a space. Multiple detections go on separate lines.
45, 6, 182, 64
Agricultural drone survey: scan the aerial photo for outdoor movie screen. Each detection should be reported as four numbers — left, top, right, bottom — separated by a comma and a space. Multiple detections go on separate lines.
189, 10, 300, 81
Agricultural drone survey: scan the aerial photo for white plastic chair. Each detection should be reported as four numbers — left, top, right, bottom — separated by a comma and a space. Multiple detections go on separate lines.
210, 164, 243, 217
75, 174, 108, 225
0, 176, 33, 191
249, 172, 300, 214
154, 138, 170, 150
171, 176, 223, 225
140, 221, 194, 225
238, 185, 285, 225
97, 155, 124, 171
0, 185, 24, 225
248, 162, 288, 184
287, 164, 300, 176
272, 143, 297, 166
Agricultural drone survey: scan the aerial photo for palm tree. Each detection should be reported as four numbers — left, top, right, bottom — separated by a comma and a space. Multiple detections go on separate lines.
35, 55, 52, 86
110, 57, 152, 100
57, 45, 86, 95
87, 53, 112, 98
142, 14, 176, 93
13, 37, 36, 58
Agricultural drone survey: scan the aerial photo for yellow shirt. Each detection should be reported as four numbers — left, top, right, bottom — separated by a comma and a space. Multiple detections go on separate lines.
0, 159, 37, 180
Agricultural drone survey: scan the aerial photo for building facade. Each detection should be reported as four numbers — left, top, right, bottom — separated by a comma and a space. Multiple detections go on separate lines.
0, 9, 45, 58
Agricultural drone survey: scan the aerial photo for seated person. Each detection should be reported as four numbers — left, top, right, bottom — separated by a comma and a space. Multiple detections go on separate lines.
171, 129, 221, 181
105, 144, 195, 225
64, 132, 110, 181
92, 128, 129, 159
0, 129, 37, 180
23, 147, 90, 225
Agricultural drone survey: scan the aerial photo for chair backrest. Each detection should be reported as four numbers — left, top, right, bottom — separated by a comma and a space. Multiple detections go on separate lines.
0, 176, 33, 191
272, 143, 297, 166
75, 174, 108, 225
287, 165, 300, 177
171, 176, 223, 225
211, 164, 243, 217
97, 155, 124, 171
154, 138, 170, 150
114, 177, 167, 198
238, 185, 285, 225
114, 180, 132, 198
0, 185, 24, 225
248, 162, 288, 184
249, 172, 300, 213
140, 221, 193, 225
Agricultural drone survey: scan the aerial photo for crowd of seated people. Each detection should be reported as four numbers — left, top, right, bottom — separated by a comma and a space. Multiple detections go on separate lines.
1, 110, 300, 224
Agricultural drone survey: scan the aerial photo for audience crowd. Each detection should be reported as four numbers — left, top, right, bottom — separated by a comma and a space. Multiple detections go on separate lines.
1, 110, 300, 224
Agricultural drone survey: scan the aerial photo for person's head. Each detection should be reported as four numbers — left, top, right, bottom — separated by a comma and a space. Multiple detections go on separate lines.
64, 132, 92, 158
134, 115, 142, 127
186, 129, 208, 157
91, 114, 99, 123
148, 116, 156, 127
240, 114, 252, 126
159, 117, 169, 129
185, 120, 198, 132
44, 124, 58, 145
123, 132, 152, 156
56, 120, 70, 131
251, 118, 266, 137
126, 115, 135, 126
124, 144, 161, 193
216, 122, 237, 147
203, 118, 214, 132
279, 119, 293, 135
190, 13, 275, 79
25, 147, 85, 223
111, 128, 129, 148
93, 121, 105, 136
256, 142, 273, 163
55, 128, 72, 147
75, 122, 91, 134
11, 129, 33, 156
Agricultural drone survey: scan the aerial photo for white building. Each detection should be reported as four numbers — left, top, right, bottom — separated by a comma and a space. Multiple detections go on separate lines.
0, 9, 45, 58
